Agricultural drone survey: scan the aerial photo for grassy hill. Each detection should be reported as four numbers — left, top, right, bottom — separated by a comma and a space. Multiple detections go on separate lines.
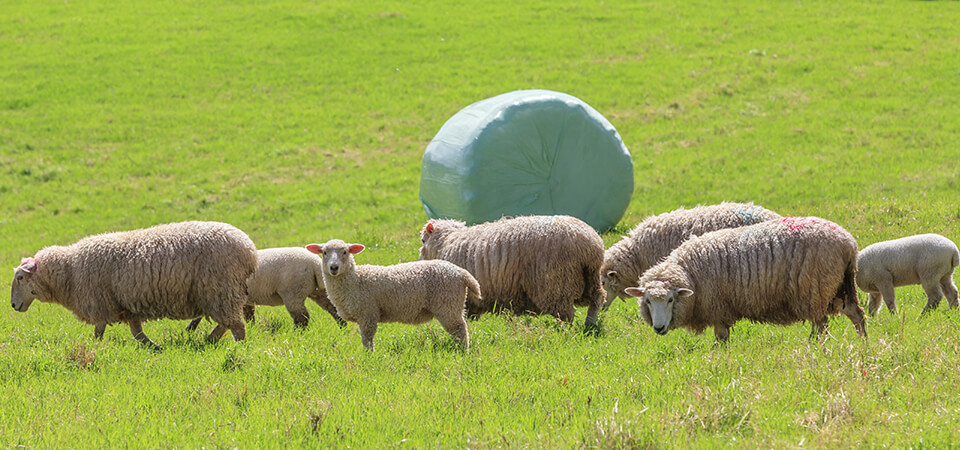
2, 0, 959, 446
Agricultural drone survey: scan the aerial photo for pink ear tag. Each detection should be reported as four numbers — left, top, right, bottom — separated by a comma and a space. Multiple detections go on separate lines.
18, 257, 37, 273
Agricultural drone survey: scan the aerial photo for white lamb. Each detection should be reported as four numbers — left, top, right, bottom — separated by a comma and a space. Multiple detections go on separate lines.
186, 247, 345, 331
306, 239, 479, 351
856, 233, 960, 315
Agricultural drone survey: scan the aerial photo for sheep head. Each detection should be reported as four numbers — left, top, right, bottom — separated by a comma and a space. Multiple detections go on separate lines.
418, 219, 464, 260
11, 257, 39, 312
624, 280, 693, 336
306, 240, 364, 277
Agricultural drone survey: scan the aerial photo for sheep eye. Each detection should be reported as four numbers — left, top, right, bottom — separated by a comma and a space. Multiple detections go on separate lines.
16, 275, 23, 281
31, 290, 37, 295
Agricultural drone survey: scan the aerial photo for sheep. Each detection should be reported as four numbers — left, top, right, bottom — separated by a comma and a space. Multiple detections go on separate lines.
10, 221, 257, 349
418, 215, 606, 329
623, 217, 867, 341
186, 247, 345, 332
856, 233, 960, 315
306, 239, 478, 351
601, 202, 781, 308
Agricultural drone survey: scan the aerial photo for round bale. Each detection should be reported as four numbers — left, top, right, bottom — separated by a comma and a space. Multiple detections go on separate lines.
419, 89, 633, 233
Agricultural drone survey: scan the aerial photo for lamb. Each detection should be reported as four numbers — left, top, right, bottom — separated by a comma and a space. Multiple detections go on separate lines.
10, 221, 257, 349
856, 234, 960, 315
418, 215, 606, 329
186, 247, 345, 332
306, 239, 478, 351
602, 202, 781, 308
623, 217, 867, 341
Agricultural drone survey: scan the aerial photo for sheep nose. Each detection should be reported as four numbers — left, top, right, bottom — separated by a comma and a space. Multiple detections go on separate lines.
329, 265, 339, 275
654, 325, 668, 335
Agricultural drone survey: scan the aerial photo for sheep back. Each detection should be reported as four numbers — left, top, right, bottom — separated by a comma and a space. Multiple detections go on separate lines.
602, 202, 781, 304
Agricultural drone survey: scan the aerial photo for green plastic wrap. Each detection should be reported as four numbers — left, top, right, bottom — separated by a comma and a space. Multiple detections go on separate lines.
419, 90, 634, 232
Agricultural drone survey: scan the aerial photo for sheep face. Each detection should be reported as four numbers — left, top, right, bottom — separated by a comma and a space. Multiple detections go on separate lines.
599, 266, 626, 308
624, 284, 693, 335
10, 258, 39, 312
306, 240, 364, 277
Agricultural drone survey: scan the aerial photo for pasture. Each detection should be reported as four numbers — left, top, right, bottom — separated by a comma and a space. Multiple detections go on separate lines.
2, 0, 959, 447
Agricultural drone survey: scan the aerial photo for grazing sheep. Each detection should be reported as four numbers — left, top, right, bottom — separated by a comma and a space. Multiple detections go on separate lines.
10, 221, 257, 349
623, 217, 866, 341
186, 247, 345, 331
856, 234, 960, 315
418, 215, 606, 328
306, 239, 478, 351
602, 202, 781, 307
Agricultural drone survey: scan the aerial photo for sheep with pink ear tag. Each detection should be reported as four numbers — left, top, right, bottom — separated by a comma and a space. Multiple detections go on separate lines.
624, 217, 866, 342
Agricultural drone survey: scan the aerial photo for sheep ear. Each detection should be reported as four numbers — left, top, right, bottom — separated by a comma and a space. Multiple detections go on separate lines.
676, 288, 694, 297
425, 221, 435, 234
305, 244, 323, 255
623, 287, 644, 298
17, 258, 37, 273
348, 244, 365, 254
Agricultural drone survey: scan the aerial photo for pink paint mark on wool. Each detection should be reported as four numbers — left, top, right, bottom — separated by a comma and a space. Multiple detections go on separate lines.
780, 216, 839, 233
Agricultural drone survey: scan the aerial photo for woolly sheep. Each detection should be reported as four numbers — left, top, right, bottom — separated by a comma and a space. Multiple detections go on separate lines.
623, 217, 867, 341
856, 233, 959, 315
601, 202, 781, 307
306, 239, 478, 351
418, 215, 606, 329
10, 221, 257, 349
186, 247, 345, 331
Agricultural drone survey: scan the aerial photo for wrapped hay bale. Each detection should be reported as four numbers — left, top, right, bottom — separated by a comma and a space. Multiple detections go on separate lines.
419, 89, 633, 232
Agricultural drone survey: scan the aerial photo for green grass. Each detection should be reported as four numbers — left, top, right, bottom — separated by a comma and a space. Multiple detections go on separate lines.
2, 0, 960, 446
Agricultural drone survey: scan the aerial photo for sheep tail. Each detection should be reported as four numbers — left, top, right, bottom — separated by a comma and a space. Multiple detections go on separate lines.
465, 276, 482, 310
839, 258, 867, 337
839, 259, 858, 309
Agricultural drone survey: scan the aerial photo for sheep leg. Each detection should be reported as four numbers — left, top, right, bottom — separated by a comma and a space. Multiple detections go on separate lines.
436, 313, 470, 351
809, 319, 828, 340
93, 323, 106, 340
185, 317, 202, 331
921, 280, 944, 314
358, 317, 378, 350
243, 304, 256, 323
310, 292, 347, 327
583, 301, 601, 332
941, 274, 959, 308
228, 322, 246, 341
877, 281, 898, 315
207, 324, 228, 342
282, 294, 311, 328
128, 321, 161, 350
867, 292, 883, 316
714, 325, 730, 342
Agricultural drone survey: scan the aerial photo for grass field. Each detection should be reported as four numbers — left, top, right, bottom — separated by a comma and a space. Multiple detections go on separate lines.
2, 0, 960, 447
